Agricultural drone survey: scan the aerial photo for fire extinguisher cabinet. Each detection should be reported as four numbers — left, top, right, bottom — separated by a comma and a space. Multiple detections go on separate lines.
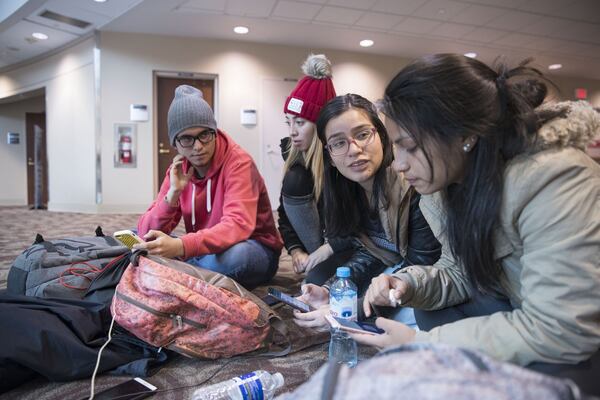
114, 123, 137, 168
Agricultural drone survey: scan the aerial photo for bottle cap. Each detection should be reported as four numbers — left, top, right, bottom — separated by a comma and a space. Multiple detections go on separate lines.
336, 267, 350, 278
273, 372, 285, 389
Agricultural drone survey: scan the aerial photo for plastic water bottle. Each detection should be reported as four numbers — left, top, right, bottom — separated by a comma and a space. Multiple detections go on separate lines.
191, 370, 284, 400
328, 266, 358, 368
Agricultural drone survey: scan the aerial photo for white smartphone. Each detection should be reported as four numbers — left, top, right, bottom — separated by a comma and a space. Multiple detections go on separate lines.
82, 377, 157, 400
325, 315, 384, 336
113, 229, 144, 249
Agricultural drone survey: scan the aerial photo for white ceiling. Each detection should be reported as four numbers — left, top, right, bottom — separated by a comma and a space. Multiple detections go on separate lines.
1, 0, 600, 80
0, 0, 143, 68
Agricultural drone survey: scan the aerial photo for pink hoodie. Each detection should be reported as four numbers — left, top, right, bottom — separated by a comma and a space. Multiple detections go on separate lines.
138, 130, 283, 258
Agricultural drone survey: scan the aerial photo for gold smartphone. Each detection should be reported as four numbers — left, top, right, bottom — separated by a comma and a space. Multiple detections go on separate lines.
113, 229, 144, 249
325, 315, 384, 336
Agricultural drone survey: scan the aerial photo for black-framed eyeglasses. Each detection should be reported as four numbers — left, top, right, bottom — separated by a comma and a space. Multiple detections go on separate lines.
326, 127, 377, 156
176, 130, 216, 148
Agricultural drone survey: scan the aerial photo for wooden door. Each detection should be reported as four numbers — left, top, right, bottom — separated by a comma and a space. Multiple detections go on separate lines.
156, 77, 214, 191
26, 112, 48, 207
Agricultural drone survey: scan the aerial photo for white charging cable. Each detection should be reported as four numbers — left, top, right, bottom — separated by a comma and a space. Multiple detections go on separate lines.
88, 308, 117, 400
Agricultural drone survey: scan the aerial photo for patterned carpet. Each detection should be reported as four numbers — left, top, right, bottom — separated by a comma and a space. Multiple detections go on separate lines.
0, 206, 376, 399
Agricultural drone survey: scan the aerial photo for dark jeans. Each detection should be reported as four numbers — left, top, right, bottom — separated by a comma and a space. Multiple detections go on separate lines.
186, 239, 279, 290
415, 291, 600, 396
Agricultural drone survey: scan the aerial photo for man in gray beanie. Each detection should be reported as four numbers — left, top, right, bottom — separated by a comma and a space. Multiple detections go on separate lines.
136, 85, 283, 289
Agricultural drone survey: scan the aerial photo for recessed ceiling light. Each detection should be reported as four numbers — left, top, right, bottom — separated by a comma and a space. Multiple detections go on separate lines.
464, 52, 477, 58
234, 26, 249, 34
548, 63, 562, 70
94, 0, 108, 3
360, 39, 374, 47
32, 32, 48, 40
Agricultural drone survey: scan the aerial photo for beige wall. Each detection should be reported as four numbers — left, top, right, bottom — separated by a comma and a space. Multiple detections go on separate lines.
0, 95, 45, 205
549, 75, 600, 107
0, 38, 97, 211
1, 31, 599, 212
99, 31, 409, 212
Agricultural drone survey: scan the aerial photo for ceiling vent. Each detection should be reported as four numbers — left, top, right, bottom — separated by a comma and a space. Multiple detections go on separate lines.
38, 10, 91, 29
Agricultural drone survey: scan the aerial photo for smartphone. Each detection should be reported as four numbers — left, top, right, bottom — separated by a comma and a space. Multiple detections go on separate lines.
267, 287, 314, 313
325, 315, 384, 336
261, 293, 280, 307
114, 229, 144, 249
83, 377, 157, 400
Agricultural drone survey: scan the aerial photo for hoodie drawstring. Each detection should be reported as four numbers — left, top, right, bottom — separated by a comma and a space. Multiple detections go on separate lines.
191, 184, 196, 228
207, 179, 212, 213
191, 178, 212, 229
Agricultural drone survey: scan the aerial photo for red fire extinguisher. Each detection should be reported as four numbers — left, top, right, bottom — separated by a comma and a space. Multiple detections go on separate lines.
119, 134, 132, 164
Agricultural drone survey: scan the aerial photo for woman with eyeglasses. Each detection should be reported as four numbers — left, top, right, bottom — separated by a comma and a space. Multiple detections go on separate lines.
137, 85, 283, 289
293, 93, 441, 328
278, 54, 356, 285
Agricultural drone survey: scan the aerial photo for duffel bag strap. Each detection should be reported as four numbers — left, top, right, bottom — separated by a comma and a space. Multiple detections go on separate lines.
320, 361, 342, 400
131, 249, 148, 266
260, 318, 291, 357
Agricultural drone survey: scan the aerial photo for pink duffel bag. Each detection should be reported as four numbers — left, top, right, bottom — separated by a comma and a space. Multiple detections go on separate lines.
111, 251, 288, 359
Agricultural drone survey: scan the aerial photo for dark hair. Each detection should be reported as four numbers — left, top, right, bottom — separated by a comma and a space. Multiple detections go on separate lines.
381, 54, 561, 293
512, 79, 547, 108
316, 93, 393, 237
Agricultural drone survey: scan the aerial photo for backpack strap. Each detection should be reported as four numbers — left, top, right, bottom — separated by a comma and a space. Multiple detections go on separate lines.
261, 318, 291, 357
131, 249, 148, 266
242, 318, 291, 358
34, 233, 57, 252
34, 233, 45, 244
95, 226, 124, 247
320, 361, 342, 400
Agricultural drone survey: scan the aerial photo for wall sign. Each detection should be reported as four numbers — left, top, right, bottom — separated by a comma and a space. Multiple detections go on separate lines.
130, 104, 148, 122
7, 132, 20, 144
241, 108, 257, 125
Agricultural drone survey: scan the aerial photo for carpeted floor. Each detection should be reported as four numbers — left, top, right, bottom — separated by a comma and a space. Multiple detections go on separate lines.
0, 206, 163, 289
0, 206, 376, 400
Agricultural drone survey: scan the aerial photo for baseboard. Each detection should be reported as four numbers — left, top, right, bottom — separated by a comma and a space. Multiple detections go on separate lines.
0, 198, 27, 206
48, 202, 147, 214
96, 203, 148, 214
48, 202, 100, 213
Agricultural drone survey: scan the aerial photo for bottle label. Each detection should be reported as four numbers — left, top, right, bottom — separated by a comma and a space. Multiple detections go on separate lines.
330, 295, 357, 321
233, 373, 264, 400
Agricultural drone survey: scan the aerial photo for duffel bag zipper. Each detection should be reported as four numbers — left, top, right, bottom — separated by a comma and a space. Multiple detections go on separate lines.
115, 291, 207, 330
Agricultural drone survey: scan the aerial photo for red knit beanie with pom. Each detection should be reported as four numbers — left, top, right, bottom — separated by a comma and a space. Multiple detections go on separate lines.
284, 54, 336, 123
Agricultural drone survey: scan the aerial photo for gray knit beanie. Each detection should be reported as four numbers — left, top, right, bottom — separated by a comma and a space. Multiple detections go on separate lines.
168, 85, 217, 146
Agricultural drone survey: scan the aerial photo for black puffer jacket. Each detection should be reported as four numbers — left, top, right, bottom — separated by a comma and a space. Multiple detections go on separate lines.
325, 192, 441, 296
277, 137, 354, 254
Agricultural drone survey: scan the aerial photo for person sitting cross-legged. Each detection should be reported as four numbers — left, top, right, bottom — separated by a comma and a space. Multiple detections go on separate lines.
136, 85, 283, 289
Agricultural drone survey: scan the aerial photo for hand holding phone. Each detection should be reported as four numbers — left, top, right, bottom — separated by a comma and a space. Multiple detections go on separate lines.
325, 315, 384, 336
113, 230, 144, 249
267, 287, 314, 313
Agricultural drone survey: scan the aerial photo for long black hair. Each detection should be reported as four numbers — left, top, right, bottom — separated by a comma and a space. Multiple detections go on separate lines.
381, 54, 560, 293
316, 93, 393, 237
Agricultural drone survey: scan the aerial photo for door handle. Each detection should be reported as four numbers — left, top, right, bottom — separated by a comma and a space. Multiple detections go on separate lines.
27, 158, 34, 166
159, 149, 170, 154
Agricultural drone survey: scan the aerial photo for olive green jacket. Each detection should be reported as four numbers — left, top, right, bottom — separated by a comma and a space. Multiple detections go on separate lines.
395, 101, 600, 366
